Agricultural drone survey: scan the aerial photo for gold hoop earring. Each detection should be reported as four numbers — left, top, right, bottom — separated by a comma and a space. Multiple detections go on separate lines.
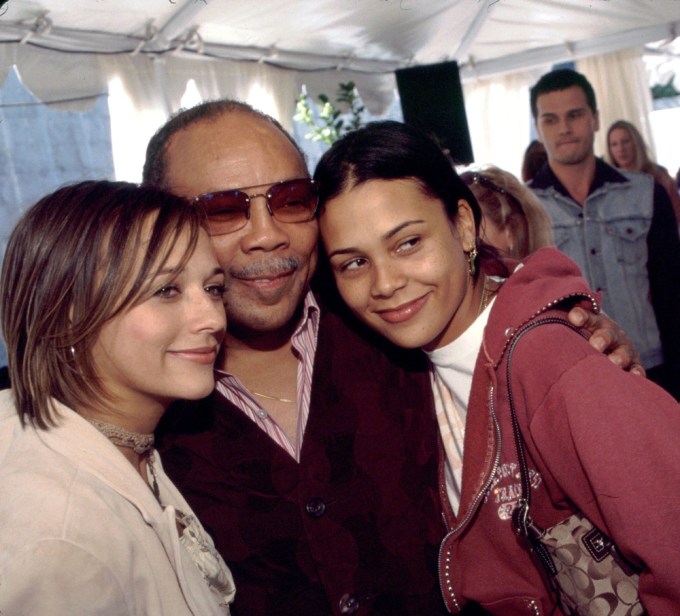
466, 246, 478, 277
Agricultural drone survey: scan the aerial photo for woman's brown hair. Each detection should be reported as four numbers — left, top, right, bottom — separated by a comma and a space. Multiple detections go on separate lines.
1, 180, 204, 428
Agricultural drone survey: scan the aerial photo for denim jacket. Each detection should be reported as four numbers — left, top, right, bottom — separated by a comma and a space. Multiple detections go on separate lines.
531, 161, 663, 369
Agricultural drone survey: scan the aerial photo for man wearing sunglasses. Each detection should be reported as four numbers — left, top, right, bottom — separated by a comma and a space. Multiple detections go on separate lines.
144, 100, 448, 615
144, 100, 642, 615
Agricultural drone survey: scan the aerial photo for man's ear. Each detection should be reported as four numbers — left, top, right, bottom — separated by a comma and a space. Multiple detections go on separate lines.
593, 109, 600, 133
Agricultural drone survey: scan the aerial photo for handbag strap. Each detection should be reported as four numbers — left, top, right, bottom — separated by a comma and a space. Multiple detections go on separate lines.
505, 317, 587, 576
505, 315, 643, 604
505, 316, 587, 508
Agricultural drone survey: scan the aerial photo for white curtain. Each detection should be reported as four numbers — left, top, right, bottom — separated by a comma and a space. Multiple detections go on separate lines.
100, 52, 401, 182
0, 42, 656, 183
462, 67, 550, 178
0, 45, 106, 112
99, 55, 169, 183
461, 47, 654, 178
100, 53, 303, 182
577, 48, 655, 160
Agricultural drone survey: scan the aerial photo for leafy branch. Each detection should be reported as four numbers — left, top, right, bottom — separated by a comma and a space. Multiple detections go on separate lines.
294, 82, 365, 145
651, 74, 679, 100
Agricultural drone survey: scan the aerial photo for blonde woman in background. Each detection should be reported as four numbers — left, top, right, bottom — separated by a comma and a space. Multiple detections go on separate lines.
461, 166, 554, 259
607, 120, 680, 224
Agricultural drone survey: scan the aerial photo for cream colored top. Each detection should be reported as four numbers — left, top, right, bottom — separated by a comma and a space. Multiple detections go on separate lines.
0, 389, 235, 615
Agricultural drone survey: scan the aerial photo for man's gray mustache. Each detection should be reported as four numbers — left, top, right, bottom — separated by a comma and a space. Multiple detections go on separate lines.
230, 256, 299, 278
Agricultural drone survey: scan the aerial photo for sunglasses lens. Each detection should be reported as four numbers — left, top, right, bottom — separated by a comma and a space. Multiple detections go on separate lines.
194, 179, 317, 235
197, 191, 249, 235
269, 179, 318, 222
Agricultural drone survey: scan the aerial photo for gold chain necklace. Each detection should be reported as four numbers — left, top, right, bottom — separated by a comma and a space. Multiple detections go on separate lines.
477, 275, 498, 316
477, 275, 490, 316
252, 390, 295, 403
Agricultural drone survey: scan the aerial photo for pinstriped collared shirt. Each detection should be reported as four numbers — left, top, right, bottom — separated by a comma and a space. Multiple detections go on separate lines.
214, 291, 320, 462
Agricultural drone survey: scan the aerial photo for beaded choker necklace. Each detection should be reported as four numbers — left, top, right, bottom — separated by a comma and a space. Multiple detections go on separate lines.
85, 417, 155, 455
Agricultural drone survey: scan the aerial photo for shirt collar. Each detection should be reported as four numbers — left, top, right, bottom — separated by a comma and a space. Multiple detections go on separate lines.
215, 290, 320, 379
293, 290, 320, 339
531, 157, 628, 198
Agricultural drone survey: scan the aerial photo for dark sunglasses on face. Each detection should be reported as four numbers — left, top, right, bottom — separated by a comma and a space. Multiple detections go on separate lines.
193, 177, 319, 236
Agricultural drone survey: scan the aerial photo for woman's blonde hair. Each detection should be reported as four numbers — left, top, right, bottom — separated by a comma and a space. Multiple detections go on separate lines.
1, 180, 204, 428
606, 120, 656, 175
462, 166, 554, 259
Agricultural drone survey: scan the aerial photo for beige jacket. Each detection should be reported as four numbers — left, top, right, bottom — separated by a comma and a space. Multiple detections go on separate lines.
0, 389, 235, 615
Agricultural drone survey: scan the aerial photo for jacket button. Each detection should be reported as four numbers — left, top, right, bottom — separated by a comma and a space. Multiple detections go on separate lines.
305, 497, 326, 518
339, 593, 360, 614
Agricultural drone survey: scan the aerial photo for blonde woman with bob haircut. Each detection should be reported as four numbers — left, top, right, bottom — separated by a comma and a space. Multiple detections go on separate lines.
0, 181, 235, 615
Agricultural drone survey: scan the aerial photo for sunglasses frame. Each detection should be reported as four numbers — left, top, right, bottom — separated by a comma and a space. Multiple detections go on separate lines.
462, 172, 509, 196
194, 177, 319, 236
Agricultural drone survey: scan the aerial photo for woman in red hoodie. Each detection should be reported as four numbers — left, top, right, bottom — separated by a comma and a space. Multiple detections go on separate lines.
314, 121, 680, 615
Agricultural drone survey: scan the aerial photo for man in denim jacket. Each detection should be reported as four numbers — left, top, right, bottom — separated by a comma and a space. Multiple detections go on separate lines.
529, 68, 680, 399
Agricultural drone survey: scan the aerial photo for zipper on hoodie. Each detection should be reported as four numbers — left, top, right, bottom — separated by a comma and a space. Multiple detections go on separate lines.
438, 385, 503, 612
438, 293, 597, 612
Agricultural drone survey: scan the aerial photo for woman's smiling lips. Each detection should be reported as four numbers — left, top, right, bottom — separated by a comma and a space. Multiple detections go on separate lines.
168, 346, 219, 365
374, 293, 430, 324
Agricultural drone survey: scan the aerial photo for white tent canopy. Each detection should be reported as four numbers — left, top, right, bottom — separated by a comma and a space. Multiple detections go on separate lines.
2, 1, 680, 78
0, 0, 677, 178
1, 0, 679, 111
0, 0, 676, 193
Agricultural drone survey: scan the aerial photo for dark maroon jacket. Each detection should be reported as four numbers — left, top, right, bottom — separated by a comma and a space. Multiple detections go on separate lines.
158, 305, 448, 615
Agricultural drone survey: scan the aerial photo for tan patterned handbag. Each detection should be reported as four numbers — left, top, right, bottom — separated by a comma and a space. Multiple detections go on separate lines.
506, 318, 645, 616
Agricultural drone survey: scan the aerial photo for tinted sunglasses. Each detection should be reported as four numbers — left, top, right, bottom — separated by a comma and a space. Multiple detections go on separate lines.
194, 177, 318, 236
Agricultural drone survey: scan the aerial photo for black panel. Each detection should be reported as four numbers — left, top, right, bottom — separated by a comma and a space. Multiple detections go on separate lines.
396, 61, 474, 165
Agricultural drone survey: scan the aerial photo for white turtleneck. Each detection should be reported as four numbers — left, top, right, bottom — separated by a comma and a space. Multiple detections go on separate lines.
424, 296, 496, 514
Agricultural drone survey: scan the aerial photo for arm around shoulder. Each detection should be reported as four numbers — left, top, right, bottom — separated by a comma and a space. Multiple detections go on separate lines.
567, 306, 645, 375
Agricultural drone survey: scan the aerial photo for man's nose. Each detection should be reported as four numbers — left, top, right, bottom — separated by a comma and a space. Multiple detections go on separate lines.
240, 195, 290, 252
